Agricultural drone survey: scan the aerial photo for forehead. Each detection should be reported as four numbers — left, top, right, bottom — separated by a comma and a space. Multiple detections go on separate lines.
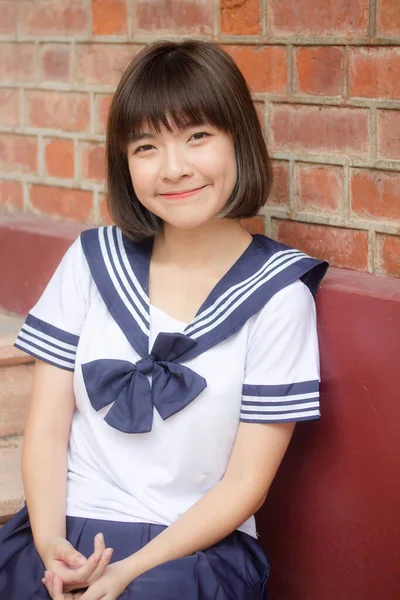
115, 61, 233, 148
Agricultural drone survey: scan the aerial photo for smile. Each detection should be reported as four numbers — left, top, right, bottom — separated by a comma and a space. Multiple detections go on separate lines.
160, 185, 207, 200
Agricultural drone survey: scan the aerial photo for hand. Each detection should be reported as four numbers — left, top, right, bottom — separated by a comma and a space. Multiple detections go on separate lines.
78, 561, 132, 600
40, 532, 113, 593
42, 571, 84, 599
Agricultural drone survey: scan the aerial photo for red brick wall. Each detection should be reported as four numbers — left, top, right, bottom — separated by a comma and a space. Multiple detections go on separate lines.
0, 0, 399, 277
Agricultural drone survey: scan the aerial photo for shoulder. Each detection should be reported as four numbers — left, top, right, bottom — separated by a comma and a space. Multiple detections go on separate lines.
251, 279, 315, 335
251, 233, 329, 298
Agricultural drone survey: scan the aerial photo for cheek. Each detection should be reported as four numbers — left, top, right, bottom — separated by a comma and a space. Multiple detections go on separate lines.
200, 148, 237, 185
128, 160, 154, 196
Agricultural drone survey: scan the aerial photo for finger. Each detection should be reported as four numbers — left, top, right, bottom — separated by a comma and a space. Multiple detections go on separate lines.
85, 548, 113, 585
58, 540, 87, 569
93, 532, 105, 556
52, 573, 67, 600
62, 550, 103, 589
43, 571, 58, 600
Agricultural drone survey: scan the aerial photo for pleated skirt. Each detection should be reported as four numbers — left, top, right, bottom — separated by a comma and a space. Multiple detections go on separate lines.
0, 506, 269, 600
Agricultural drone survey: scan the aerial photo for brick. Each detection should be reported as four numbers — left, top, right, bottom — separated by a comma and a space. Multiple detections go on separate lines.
0, 43, 36, 82
270, 0, 369, 36
81, 142, 106, 182
221, 0, 261, 35
268, 160, 290, 207
41, 44, 71, 83
351, 169, 400, 222
92, 0, 127, 35
0, 89, 20, 128
94, 93, 113, 134
377, 234, 400, 278
0, 180, 23, 211
0, 134, 37, 174
45, 138, 74, 179
26, 90, 90, 132
377, 110, 400, 160
295, 163, 343, 212
271, 104, 369, 157
20, 0, 88, 36
30, 185, 93, 222
75, 43, 138, 86
349, 48, 400, 100
99, 194, 113, 225
273, 220, 369, 271
377, 0, 400, 36
240, 216, 265, 235
0, 1, 18, 34
224, 46, 287, 94
135, 0, 213, 34
294, 47, 344, 96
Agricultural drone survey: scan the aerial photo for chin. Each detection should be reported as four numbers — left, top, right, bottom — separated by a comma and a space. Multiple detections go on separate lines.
164, 218, 209, 231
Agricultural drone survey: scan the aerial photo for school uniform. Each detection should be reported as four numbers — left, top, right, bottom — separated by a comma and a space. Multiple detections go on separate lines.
0, 226, 328, 599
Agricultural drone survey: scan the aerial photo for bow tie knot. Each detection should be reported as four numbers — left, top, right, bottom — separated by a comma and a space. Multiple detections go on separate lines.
82, 332, 207, 434
135, 354, 155, 376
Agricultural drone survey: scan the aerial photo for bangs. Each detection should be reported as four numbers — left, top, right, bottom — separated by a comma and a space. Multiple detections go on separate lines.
115, 48, 234, 147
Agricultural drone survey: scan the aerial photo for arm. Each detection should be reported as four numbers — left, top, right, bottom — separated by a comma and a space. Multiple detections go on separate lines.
22, 359, 75, 555
22, 360, 112, 590
80, 420, 295, 599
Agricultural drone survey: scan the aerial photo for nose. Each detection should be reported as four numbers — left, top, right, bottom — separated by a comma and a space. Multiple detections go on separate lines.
160, 144, 192, 182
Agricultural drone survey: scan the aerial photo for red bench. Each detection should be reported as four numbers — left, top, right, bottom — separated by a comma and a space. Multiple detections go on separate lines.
1, 214, 399, 599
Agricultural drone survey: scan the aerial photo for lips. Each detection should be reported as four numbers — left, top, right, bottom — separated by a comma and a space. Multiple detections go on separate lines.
160, 185, 207, 199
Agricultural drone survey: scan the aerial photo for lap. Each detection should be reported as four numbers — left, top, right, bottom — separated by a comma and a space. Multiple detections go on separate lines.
0, 507, 269, 600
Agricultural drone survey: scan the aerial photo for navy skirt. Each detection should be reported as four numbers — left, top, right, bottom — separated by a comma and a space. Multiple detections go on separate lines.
0, 506, 269, 600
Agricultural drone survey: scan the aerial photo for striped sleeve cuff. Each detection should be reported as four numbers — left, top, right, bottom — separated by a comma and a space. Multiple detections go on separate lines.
240, 380, 320, 423
14, 314, 79, 372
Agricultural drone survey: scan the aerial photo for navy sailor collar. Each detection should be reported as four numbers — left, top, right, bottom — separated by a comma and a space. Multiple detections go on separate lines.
81, 226, 328, 362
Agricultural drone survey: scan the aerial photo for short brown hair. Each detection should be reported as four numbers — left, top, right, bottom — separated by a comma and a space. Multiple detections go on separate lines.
106, 39, 272, 241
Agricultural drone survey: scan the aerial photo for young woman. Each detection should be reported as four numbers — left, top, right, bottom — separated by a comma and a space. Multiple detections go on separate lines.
0, 39, 328, 600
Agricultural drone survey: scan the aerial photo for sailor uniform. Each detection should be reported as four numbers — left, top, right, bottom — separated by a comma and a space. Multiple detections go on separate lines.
0, 226, 328, 599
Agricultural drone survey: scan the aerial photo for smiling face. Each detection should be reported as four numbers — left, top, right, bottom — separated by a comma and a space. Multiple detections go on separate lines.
126, 121, 237, 231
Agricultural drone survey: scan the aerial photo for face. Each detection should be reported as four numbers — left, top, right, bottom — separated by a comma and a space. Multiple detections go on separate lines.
126, 121, 237, 231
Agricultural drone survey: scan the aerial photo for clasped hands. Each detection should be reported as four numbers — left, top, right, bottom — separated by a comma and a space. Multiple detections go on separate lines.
40, 533, 132, 600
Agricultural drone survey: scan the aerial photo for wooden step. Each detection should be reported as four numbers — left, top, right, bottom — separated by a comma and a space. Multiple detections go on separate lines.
0, 436, 24, 524
0, 312, 34, 437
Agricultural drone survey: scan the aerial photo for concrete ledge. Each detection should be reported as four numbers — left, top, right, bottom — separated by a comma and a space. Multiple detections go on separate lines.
0, 213, 87, 315
0, 437, 24, 525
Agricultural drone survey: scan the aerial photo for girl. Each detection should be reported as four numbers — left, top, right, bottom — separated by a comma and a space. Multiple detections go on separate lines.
0, 39, 328, 600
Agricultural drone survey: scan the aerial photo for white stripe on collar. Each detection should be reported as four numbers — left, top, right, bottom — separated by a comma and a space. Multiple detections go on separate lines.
99, 227, 150, 335
186, 250, 306, 338
115, 228, 149, 305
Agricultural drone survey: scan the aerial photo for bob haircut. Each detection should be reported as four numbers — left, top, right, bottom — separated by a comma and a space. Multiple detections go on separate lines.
106, 39, 272, 241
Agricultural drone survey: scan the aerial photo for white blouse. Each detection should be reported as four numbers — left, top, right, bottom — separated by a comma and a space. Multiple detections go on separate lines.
15, 226, 327, 538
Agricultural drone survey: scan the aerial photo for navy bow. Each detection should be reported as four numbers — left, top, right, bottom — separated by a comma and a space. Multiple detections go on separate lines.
81, 332, 207, 434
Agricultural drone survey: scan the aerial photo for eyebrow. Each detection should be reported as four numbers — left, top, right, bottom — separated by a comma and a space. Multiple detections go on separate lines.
129, 121, 208, 145
129, 132, 155, 143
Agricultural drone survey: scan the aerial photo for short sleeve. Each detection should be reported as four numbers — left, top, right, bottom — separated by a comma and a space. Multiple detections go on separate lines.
240, 279, 321, 424
14, 236, 91, 371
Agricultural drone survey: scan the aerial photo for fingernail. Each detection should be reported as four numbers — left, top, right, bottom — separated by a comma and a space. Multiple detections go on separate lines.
97, 532, 104, 542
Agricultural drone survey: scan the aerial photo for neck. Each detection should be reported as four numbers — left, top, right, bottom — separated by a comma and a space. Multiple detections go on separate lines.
152, 219, 253, 269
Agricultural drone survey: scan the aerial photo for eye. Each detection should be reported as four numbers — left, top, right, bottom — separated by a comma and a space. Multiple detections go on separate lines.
189, 131, 210, 142
134, 144, 154, 154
